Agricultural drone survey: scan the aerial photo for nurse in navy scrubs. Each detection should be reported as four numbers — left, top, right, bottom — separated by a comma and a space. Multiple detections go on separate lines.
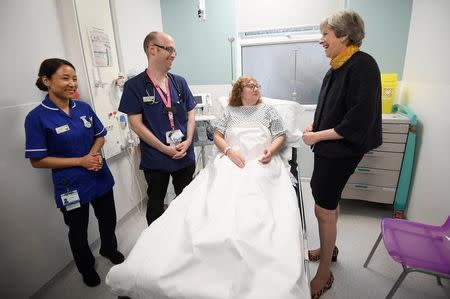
24, 58, 124, 287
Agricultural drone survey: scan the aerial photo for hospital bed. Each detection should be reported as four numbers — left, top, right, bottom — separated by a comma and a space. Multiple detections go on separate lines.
215, 96, 311, 294
113, 97, 311, 298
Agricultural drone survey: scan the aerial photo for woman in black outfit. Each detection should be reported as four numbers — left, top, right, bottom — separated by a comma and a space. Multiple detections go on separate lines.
302, 10, 382, 299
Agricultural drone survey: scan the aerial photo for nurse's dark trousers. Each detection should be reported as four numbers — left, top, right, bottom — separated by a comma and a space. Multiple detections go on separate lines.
61, 189, 118, 274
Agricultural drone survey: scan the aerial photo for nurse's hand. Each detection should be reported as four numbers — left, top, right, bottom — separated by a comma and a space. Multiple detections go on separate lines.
92, 153, 103, 170
171, 140, 191, 159
162, 145, 178, 157
175, 140, 190, 155
226, 149, 245, 168
172, 150, 187, 160
162, 144, 186, 160
80, 153, 103, 171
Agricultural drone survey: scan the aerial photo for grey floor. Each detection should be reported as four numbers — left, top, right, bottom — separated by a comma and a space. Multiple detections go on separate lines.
32, 180, 449, 299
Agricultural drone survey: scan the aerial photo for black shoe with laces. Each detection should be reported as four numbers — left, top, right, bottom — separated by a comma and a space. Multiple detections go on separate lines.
81, 268, 101, 287
100, 250, 125, 264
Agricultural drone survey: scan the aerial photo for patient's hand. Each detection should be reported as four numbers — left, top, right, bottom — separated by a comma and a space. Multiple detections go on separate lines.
259, 149, 272, 164
227, 149, 245, 168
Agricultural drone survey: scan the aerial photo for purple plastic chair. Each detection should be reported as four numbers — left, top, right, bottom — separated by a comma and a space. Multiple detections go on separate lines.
364, 215, 450, 298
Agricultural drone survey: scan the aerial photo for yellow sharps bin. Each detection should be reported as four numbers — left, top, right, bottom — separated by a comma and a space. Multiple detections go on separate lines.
381, 73, 398, 114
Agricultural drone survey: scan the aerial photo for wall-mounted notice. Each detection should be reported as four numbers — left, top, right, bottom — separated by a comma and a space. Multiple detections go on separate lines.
88, 27, 112, 67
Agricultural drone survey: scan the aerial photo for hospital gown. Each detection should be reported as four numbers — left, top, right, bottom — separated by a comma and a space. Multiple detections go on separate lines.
106, 104, 309, 299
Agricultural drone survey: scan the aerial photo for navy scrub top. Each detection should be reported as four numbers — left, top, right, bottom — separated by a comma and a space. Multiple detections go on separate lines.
24, 97, 114, 208
119, 71, 196, 172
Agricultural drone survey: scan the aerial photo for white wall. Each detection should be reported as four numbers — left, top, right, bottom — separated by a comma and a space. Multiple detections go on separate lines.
398, 0, 450, 224
0, 1, 71, 298
0, 1, 66, 107
112, 0, 163, 76
0, 0, 162, 297
237, 0, 345, 32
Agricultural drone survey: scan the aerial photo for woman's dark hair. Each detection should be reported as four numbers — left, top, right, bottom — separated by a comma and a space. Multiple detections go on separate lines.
35, 58, 76, 91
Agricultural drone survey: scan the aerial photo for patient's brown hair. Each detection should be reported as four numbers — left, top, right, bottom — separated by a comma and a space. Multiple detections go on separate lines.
229, 76, 262, 107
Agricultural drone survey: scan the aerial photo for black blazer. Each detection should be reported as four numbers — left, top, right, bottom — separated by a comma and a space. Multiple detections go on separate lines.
313, 51, 382, 158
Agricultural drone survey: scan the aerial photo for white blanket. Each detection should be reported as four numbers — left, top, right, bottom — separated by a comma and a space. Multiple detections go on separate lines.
106, 124, 309, 299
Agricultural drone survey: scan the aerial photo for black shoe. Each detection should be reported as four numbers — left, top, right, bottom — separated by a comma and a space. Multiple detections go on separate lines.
100, 250, 125, 264
81, 268, 100, 287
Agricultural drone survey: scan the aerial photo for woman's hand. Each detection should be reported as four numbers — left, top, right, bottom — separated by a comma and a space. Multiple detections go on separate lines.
304, 123, 313, 133
80, 153, 103, 171
226, 149, 245, 168
259, 148, 272, 164
303, 128, 342, 146
302, 131, 319, 145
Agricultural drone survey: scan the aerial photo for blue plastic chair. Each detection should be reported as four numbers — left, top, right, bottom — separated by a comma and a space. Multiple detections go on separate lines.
364, 215, 450, 298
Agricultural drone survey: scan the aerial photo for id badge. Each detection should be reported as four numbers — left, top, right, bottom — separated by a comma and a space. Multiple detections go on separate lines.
61, 190, 81, 211
165, 129, 184, 145
143, 96, 156, 104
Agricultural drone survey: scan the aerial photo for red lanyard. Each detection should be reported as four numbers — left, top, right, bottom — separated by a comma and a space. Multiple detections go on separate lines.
146, 69, 175, 130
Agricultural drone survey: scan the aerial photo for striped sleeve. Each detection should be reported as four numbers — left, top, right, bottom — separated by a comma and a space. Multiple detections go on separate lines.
24, 112, 48, 158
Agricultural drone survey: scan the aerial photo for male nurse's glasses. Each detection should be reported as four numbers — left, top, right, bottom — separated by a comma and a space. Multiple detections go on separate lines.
151, 44, 177, 56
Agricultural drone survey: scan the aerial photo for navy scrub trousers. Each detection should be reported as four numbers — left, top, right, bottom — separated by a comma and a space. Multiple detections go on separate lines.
61, 190, 118, 274
144, 164, 195, 225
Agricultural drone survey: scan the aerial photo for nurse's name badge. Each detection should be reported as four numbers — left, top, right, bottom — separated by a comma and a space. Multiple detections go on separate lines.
55, 124, 70, 134
143, 95, 156, 104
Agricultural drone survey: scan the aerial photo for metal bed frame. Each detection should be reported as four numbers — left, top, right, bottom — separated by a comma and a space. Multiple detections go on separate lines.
289, 147, 311, 293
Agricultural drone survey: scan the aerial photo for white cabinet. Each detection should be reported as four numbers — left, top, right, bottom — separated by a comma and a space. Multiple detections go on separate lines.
342, 113, 410, 204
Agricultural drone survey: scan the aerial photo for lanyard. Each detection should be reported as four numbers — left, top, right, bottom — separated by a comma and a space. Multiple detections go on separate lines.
146, 69, 175, 130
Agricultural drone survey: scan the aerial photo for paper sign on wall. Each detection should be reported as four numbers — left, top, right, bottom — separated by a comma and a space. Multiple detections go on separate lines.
88, 27, 112, 67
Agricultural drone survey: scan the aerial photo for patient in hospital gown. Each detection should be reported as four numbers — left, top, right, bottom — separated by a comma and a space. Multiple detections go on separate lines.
106, 76, 309, 299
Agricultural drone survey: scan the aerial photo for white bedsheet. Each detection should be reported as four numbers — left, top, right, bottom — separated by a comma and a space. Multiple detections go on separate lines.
106, 123, 309, 299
